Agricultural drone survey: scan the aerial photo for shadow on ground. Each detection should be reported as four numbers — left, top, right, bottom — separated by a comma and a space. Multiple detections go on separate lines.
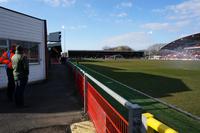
24, 125, 70, 133
82, 63, 191, 98
79, 63, 200, 133
0, 64, 82, 113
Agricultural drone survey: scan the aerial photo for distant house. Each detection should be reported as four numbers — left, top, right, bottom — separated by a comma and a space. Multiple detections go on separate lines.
0, 6, 47, 88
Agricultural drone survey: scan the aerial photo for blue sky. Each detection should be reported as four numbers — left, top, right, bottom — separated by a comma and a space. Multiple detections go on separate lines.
1, 0, 200, 51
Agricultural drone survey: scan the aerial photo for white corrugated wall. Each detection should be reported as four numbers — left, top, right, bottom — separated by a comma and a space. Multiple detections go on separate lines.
0, 7, 46, 88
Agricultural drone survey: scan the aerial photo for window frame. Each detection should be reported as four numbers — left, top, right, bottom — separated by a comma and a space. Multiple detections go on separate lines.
0, 38, 9, 67
0, 38, 40, 67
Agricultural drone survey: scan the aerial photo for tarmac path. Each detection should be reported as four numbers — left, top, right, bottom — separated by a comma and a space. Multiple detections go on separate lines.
0, 64, 82, 133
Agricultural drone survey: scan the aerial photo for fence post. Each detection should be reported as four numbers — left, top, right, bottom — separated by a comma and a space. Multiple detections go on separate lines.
141, 113, 154, 133
84, 73, 88, 113
125, 103, 142, 133
75, 67, 78, 85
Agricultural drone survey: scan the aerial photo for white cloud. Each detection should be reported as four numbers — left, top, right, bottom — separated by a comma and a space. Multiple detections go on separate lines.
110, 12, 132, 24
116, 2, 133, 9
153, 0, 200, 21
101, 32, 155, 50
175, 20, 190, 27
141, 20, 190, 32
117, 12, 128, 17
111, 12, 128, 18
167, 0, 200, 16
147, 0, 200, 34
141, 23, 170, 30
152, 9, 164, 13
114, 18, 133, 24
66, 25, 87, 31
43, 0, 76, 7
84, 3, 97, 18
166, 0, 200, 21
0, 0, 9, 3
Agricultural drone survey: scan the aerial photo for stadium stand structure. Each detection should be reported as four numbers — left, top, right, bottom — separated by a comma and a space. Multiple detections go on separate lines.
161, 33, 200, 60
68, 50, 144, 59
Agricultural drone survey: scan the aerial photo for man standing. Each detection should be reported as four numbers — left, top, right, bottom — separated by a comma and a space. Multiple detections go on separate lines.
12, 45, 29, 107
0, 45, 16, 101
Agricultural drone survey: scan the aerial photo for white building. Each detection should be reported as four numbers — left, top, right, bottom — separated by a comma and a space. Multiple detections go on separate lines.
0, 6, 47, 88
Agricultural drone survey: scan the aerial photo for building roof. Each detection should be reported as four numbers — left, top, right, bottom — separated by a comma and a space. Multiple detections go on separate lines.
0, 6, 45, 21
161, 33, 200, 50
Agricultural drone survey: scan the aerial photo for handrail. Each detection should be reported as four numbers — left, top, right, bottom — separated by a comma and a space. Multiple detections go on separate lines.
142, 113, 178, 133
68, 61, 142, 133
68, 61, 140, 109
78, 63, 200, 121
68, 61, 178, 133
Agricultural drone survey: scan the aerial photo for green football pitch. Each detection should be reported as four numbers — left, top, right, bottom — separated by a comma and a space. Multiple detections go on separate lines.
74, 59, 200, 133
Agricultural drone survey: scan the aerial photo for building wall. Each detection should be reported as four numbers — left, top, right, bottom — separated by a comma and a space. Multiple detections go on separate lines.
0, 7, 46, 88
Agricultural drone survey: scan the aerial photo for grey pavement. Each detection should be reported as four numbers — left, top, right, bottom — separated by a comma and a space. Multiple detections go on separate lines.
0, 64, 83, 133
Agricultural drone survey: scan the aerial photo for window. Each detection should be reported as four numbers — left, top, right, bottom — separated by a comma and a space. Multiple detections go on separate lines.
10, 40, 40, 63
0, 39, 40, 64
0, 39, 8, 56
29, 42, 39, 63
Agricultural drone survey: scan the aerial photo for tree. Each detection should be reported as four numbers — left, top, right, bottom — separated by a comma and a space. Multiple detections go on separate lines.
103, 45, 134, 52
146, 43, 166, 56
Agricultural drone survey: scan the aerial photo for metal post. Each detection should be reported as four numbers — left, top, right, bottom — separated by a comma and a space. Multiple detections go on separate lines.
141, 113, 154, 133
125, 103, 142, 133
62, 25, 65, 53
84, 73, 88, 113
75, 67, 78, 85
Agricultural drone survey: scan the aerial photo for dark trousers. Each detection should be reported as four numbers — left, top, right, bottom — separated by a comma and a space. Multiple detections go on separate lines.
14, 78, 28, 107
6, 68, 15, 101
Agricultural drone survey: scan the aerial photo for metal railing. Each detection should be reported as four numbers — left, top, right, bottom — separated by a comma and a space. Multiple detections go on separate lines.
67, 61, 178, 133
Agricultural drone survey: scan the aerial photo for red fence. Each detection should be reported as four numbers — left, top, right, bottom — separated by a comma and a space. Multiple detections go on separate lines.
69, 63, 129, 133
68, 61, 179, 133
87, 83, 128, 133
76, 70, 84, 100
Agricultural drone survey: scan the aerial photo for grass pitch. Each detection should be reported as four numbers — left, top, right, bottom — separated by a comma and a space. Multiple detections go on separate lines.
76, 59, 200, 133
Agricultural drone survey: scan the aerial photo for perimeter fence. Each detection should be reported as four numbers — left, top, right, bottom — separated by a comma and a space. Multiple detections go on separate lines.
67, 61, 178, 133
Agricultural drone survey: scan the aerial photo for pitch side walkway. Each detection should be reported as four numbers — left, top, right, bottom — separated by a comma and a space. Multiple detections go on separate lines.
0, 64, 82, 133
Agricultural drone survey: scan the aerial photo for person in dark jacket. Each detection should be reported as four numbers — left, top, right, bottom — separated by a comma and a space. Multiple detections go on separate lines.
12, 45, 29, 107
0, 45, 16, 101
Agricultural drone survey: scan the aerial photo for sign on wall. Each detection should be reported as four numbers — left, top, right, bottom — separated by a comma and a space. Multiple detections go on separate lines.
48, 32, 61, 42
